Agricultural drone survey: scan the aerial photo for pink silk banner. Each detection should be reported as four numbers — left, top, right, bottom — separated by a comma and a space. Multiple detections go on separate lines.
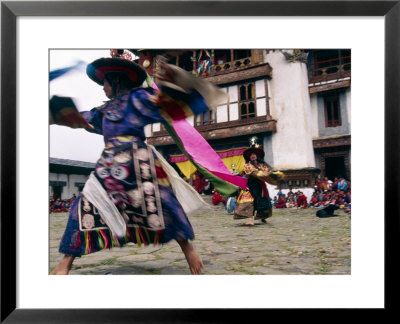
171, 118, 247, 189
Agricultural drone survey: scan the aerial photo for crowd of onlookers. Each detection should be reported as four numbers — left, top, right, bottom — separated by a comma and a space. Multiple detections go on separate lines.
49, 194, 76, 213
208, 174, 352, 215
272, 176, 351, 214
50, 176, 351, 215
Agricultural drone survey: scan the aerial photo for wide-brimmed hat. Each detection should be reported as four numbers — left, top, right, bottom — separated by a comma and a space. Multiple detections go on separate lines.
243, 136, 265, 161
86, 50, 147, 88
243, 146, 265, 161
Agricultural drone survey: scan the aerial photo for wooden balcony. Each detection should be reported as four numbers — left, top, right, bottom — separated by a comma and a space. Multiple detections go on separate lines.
308, 55, 351, 82
313, 135, 351, 149
198, 57, 272, 85
147, 116, 277, 146
308, 56, 351, 93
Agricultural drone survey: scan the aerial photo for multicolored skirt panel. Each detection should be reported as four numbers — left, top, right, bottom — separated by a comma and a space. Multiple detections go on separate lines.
59, 140, 195, 257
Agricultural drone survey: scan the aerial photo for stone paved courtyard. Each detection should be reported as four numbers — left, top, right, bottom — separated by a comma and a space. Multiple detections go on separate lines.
49, 196, 351, 275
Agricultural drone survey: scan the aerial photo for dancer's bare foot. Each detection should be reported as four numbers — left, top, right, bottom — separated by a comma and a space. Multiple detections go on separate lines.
243, 217, 254, 226
261, 218, 269, 224
51, 255, 75, 275
242, 222, 254, 226
177, 240, 203, 275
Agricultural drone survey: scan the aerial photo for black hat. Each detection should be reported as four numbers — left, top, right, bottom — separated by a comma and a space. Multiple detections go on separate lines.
86, 49, 147, 88
243, 136, 265, 161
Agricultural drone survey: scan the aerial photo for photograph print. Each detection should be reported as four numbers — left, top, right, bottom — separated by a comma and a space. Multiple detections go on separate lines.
49, 48, 351, 275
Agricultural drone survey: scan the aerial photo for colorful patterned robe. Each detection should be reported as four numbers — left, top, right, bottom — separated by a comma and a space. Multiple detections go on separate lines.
58, 88, 201, 257
245, 162, 273, 219
233, 162, 283, 220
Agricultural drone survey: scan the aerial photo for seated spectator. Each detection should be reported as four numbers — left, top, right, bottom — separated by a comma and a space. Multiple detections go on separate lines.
193, 171, 206, 194
275, 194, 287, 208
317, 190, 324, 201
344, 190, 351, 205
328, 180, 333, 191
309, 193, 319, 207
315, 176, 323, 191
212, 190, 225, 205
312, 190, 325, 207
225, 196, 237, 214
286, 192, 296, 208
296, 191, 308, 208
321, 176, 330, 192
203, 179, 213, 195
337, 177, 348, 192
336, 191, 346, 208
53, 199, 63, 212
331, 177, 339, 191
326, 193, 337, 206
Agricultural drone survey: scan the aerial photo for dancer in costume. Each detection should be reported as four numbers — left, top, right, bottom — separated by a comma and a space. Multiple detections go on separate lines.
233, 137, 284, 226
50, 50, 238, 275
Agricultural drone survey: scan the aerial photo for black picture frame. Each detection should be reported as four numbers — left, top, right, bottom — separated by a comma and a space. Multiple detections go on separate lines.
1, 1, 398, 322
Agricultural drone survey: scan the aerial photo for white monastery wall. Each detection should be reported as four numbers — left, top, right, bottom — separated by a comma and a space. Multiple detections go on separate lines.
266, 50, 315, 169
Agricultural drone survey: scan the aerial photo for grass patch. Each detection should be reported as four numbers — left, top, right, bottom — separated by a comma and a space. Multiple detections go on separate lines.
72, 258, 115, 269
225, 265, 258, 275
316, 258, 331, 274
172, 257, 186, 263
317, 267, 329, 274
284, 247, 295, 253
316, 232, 331, 237
145, 268, 162, 274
